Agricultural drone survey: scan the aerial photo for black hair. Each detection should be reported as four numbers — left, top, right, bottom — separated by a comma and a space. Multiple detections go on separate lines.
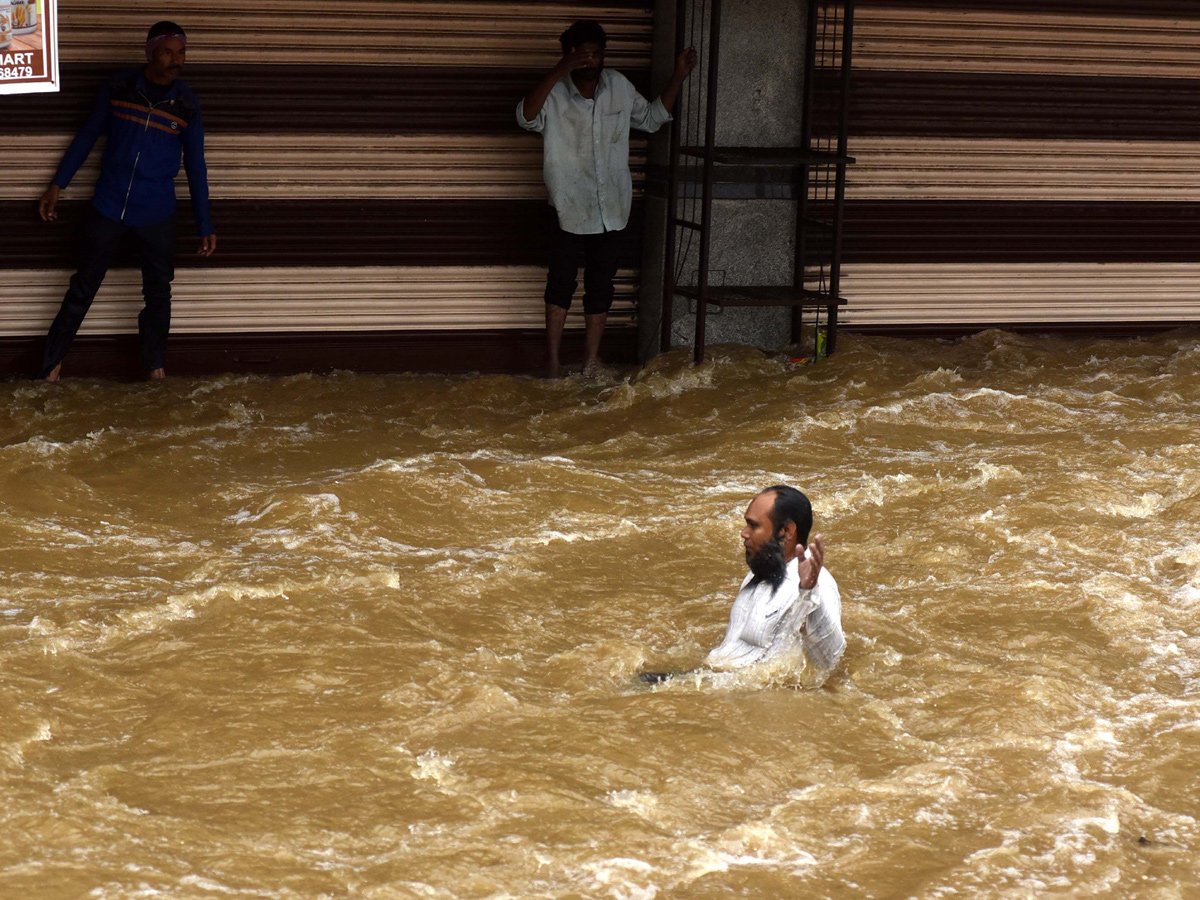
559, 20, 607, 53
147, 21, 186, 40
764, 485, 813, 546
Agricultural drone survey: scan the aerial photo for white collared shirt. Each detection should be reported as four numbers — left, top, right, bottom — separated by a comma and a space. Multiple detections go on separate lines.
517, 69, 671, 234
705, 554, 845, 684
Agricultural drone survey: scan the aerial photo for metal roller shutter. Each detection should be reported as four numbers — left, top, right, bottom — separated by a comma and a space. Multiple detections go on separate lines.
56, 1, 654, 68
1, 134, 647, 200
837, 1, 1200, 330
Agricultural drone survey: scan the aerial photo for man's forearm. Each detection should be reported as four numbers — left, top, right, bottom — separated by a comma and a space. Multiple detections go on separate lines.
656, 73, 688, 114
522, 68, 564, 122
183, 122, 214, 237
655, 48, 697, 112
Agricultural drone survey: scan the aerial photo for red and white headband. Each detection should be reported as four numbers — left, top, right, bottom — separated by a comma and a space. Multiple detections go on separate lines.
146, 33, 187, 59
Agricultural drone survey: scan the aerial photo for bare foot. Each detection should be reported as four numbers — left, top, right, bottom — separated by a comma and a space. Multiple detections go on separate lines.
44, 362, 62, 383
149, 368, 166, 380
582, 358, 614, 380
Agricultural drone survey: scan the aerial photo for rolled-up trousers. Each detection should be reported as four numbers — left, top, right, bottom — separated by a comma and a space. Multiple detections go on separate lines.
544, 224, 621, 315
39, 207, 176, 378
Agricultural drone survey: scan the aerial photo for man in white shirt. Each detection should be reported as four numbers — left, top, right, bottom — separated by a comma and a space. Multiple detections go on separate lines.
518, 21, 696, 377
642, 486, 846, 686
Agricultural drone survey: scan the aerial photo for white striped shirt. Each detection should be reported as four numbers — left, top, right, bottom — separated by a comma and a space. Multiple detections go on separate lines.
705, 554, 845, 685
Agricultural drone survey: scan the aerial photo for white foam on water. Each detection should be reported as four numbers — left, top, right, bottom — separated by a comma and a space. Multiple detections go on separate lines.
578, 857, 659, 900
492, 516, 643, 551
1168, 542, 1200, 570
637, 663, 808, 694
0, 721, 53, 767
176, 875, 242, 894
666, 819, 821, 888
1098, 491, 1166, 519
185, 375, 259, 397
911, 367, 965, 390
411, 750, 462, 790
87, 885, 171, 900
619, 356, 730, 403
5, 435, 82, 458
816, 471, 925, 516
606, 790, 660, 820
783, 405, 866, 432
25, 581, 293, 656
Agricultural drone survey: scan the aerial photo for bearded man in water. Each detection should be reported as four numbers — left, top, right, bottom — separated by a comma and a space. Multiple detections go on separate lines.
642, 485, 845, 686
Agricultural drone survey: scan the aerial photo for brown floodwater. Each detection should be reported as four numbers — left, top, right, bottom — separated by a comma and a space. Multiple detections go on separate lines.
2, 331, 1199, 899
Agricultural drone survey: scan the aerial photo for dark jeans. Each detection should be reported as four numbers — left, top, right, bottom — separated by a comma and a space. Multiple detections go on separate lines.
544, 225, 621, 315
39, 208, 177, 378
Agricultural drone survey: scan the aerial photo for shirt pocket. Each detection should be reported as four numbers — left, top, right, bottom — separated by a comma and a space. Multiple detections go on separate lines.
605, 110, 630, 145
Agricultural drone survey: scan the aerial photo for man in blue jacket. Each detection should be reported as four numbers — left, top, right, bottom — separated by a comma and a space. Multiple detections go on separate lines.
36, 20, 216, 382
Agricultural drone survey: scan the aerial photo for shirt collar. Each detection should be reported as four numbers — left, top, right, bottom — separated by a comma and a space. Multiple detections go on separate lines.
565, 69, 608, 101
137, 69, 178, 98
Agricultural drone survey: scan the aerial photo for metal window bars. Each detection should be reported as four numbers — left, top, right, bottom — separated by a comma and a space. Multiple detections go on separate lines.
661, 0, 856, 364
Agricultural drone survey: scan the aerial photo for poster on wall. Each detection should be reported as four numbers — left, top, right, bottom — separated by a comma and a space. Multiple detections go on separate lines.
0, 0, 59, 95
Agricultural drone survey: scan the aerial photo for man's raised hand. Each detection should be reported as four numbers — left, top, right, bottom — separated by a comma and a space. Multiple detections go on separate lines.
658, 47, 698, 111
557, 46, 594, 75
676, 47, 698, 78
798, 533, 824, 590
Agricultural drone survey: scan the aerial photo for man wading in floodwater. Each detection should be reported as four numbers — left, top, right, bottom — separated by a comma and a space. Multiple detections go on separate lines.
518, 21, 696, 378
642, 486, 846, 686
36, 20, 216, 382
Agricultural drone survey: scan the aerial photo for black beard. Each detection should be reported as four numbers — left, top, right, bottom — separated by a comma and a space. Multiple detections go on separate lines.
746, 533, 787, 590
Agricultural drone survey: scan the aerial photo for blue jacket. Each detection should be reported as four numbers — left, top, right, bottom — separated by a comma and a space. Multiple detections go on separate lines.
53, 68, 214, 236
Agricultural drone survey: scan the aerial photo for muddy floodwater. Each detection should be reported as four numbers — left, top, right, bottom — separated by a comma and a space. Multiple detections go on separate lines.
2, 332, 1199, 899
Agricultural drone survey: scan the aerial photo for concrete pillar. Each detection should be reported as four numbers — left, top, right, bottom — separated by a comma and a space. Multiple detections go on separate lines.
642, 0, 809, 360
